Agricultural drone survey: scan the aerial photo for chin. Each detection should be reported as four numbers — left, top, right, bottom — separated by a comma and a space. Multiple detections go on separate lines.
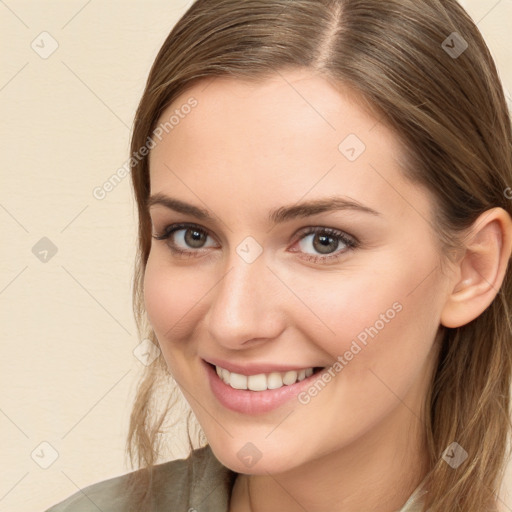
207, 436, 302, 475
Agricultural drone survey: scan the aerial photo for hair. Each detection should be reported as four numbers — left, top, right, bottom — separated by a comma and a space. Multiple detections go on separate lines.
124, 1, 512, 510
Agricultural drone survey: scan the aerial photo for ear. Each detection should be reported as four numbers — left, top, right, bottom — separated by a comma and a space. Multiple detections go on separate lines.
440, 207, 512, 328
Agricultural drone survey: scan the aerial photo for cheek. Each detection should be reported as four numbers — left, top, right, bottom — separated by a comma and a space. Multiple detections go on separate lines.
351, 286, 441, 410
293, 272, 442, 442
298, 251, 443, 382
283, 265, 405, 357
143, 253, 202, 344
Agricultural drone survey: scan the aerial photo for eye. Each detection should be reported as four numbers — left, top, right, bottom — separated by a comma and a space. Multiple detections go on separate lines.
152, 223, 358, 263
152, 222, 217, 257
290, 226, 358, 264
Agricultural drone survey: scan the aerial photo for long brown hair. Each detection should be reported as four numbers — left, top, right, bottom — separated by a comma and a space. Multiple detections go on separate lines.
125, 1, 512, 510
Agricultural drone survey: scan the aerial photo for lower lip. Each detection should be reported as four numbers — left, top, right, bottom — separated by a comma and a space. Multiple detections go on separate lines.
203, 360, 325, 415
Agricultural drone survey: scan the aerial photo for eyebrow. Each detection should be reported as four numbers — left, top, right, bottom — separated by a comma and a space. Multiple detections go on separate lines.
147, 193, 381, 225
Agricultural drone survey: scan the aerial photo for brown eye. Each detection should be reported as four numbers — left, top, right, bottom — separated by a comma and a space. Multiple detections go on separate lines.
292, 227, 358, 264
152, 223, 217, 256
182, 228, 208, 248
311, 232, 340, 254
152, 223, 358, 264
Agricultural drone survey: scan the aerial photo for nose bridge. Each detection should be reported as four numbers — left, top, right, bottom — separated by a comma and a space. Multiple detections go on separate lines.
206, 246, 284, 347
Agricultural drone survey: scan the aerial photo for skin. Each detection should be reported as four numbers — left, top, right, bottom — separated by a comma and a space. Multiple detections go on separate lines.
143, 68, 512, 511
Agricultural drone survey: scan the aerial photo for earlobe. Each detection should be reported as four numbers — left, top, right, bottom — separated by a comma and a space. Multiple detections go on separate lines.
440, 207, 512, 329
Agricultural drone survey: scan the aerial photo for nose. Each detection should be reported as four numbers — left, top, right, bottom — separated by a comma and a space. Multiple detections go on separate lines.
204, 248, 286, 350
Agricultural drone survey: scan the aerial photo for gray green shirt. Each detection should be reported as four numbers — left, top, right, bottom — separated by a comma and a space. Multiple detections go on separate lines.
44, 444, 427, 511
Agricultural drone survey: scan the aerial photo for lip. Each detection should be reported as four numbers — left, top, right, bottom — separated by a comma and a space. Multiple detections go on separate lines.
202, 359, 326, 415
203, 357, 321, 376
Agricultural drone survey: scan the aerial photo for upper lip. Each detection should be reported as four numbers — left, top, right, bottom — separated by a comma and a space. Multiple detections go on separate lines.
203, 357, 322, 376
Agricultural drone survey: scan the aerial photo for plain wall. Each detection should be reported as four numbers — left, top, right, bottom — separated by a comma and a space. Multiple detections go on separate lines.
1, 1, 511, 511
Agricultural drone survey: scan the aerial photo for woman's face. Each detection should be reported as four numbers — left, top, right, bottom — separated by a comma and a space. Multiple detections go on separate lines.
144, 69, 453, 475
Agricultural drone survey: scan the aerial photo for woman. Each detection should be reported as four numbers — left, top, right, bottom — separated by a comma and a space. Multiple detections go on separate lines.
46, 0, 512, 511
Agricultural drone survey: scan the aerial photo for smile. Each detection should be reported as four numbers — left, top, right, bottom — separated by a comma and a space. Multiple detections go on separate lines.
203, 360, 326, 414
215, 364, 322, 391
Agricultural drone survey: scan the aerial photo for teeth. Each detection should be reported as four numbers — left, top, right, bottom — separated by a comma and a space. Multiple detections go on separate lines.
215, 365, 318, 391
282, 370, 298, 385
230, 372, 248, 390
248, 374, 267, 391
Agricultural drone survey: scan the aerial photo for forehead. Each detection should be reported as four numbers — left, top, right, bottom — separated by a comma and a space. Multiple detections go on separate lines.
148, 69, 431, 227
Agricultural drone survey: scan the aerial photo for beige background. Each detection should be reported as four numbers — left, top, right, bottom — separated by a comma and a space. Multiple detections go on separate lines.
1, 1, 511, 511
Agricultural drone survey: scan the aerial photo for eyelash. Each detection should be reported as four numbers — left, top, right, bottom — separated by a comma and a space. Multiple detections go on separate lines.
151, 222, 359, 264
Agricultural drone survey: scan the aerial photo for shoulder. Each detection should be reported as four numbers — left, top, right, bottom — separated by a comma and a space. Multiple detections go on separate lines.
44, 444, 237, 512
